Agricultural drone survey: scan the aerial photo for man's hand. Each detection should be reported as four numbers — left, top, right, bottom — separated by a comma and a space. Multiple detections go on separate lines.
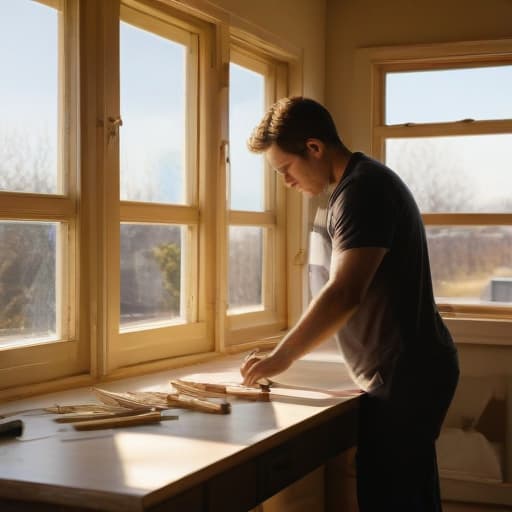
241, 351, 291, 387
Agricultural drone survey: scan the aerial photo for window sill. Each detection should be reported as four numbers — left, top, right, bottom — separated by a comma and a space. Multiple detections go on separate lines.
444, 317, 512, 346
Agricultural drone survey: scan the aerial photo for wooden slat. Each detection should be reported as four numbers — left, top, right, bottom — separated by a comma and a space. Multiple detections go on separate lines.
120, 202, 199, 224
422, 213, 512, 225
0, 194, 74, 220
439, 303, 512, 320
228, 210, 276, 226
375, 119, 512, 138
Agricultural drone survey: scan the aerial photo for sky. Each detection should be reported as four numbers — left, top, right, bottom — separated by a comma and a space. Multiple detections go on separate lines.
1, 0, 512, 212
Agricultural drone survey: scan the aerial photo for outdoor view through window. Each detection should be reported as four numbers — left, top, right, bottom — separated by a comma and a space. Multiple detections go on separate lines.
228, 63, 266, 312
119, 19, 188, 329
0, 1, 62, 347
385, 66, 512, 306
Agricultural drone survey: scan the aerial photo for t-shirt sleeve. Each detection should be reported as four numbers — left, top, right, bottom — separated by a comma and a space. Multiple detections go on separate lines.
330, 173, 397, 252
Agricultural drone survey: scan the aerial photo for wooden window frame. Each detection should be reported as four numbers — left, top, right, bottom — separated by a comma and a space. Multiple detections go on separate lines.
101, 1, 216, 373
358, 39, 512, 330
222, 46, 288, 347
0, 0, 86, 397
1, 0, 306, 397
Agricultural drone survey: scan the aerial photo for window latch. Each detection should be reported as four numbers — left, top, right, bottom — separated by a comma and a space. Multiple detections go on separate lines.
108, 116, 123, 140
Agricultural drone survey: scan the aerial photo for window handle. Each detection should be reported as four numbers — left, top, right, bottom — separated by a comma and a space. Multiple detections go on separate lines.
108, 116, 123, 139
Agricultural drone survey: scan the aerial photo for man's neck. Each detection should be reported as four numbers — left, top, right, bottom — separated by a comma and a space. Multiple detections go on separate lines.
330, 146, 353, 185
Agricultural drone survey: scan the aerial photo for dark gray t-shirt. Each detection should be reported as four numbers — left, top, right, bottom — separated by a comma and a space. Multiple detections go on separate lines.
310, 152, 455, 394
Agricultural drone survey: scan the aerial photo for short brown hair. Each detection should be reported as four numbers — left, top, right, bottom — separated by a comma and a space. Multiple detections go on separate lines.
247, 97, 342, 156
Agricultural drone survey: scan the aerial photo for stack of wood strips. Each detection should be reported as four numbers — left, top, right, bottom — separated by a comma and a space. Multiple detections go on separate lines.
170, 379, 270, 401
45, 379, 271, 429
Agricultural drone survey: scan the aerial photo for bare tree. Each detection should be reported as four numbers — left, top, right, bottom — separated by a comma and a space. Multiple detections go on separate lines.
386, 138, 475, 212
0, 127, 54, 194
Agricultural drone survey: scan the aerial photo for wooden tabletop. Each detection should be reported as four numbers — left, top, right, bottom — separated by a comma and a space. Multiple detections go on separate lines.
0, 350, 360, 511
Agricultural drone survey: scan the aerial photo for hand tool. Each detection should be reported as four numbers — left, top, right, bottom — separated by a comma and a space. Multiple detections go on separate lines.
0, 419, 23, 439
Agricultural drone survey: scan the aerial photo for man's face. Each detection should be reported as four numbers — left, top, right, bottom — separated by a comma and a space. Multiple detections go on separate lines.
266, 142, 329, 196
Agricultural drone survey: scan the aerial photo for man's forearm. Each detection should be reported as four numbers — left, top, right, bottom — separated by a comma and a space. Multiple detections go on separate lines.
272, 282, 359, 363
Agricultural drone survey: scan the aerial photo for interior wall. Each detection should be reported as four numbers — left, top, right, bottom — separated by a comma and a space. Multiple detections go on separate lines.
325, 0, 512, 148
210, 0, 327, 100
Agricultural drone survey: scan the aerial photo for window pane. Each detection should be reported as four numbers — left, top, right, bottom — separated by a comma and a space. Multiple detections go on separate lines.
386, 135, 512, 213
0, 221, 58, 347
386, 65, 512, 124
229, 63, 265, 212
120, 224, 185, 329
120, 22, 187, 204
428, 226, 512, 305
228, 226, 263, 310
0, 0, 61, 194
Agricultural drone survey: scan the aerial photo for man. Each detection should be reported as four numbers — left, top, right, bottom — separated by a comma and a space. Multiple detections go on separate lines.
241, 97, 459, 511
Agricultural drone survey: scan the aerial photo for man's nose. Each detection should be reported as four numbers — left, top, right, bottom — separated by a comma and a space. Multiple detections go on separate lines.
283, 173, 294, 186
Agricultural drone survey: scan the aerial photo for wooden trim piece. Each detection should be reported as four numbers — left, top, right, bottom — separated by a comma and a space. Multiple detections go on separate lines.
230, 17, 300, 62
121, 3, 191, 44
113, 322, 211, 369
0, 339, 89, 392
120, 202, 200, 223
215, 23, 230, 353
375, 119, 512, 138
358, 38, 512, 65
444, 317, 512, 345
223, 338, 280, 355
0, 194, 74, 220
102, 350, 220, 381
228, 210, 276, 226
142, 0, 229, 25
440, 304, 512, 321
422, 213, 512, 225
34, 0, 62, 9
231, 46, 271, 76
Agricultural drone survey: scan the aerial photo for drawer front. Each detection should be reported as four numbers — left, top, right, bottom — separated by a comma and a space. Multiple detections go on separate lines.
259, 408, 358, 501
207, 458, 259, 512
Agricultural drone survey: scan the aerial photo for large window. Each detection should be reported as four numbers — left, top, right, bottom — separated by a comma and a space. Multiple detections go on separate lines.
0, 0, 83, 390
107, 5, 205, 370
0, 0, 296, 393
375, 58, 512, 318
225, 48, 287, 345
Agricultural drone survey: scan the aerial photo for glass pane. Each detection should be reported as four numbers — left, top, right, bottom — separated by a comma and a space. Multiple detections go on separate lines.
229, 63, 265, 211
386, 65, 512, 124
428, 226, 512, 305
386, 135, 512, 213
0, 222, 58, 347
228, 226, 263, 310
0, 0, 61, 194
120, 224, 185, 329
120, 22, 187, 204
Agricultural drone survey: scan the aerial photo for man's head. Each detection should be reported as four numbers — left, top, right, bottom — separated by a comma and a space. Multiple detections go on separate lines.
247, 97, 347, 196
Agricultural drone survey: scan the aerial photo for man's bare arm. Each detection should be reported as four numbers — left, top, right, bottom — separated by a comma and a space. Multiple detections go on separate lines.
242, 246, 388, 385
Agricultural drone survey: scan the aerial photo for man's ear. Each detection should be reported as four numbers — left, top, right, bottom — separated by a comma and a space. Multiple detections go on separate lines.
305, 139, 324, 158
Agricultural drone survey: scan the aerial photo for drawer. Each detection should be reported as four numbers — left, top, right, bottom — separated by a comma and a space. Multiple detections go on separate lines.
207, 458, 259, 512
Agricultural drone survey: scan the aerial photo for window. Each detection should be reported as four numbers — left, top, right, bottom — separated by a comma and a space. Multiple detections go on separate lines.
0, 0, 300, 395
105, 4, 208, 371
225, 47, 288, 345
0, 0, 83, 389
373, 52, 512, 319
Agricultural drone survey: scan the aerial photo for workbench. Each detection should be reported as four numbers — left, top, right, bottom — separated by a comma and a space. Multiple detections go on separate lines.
0, 350, 360, 512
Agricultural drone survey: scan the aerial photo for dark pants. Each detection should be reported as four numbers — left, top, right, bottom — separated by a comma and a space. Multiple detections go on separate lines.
356, 349, 459, 512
